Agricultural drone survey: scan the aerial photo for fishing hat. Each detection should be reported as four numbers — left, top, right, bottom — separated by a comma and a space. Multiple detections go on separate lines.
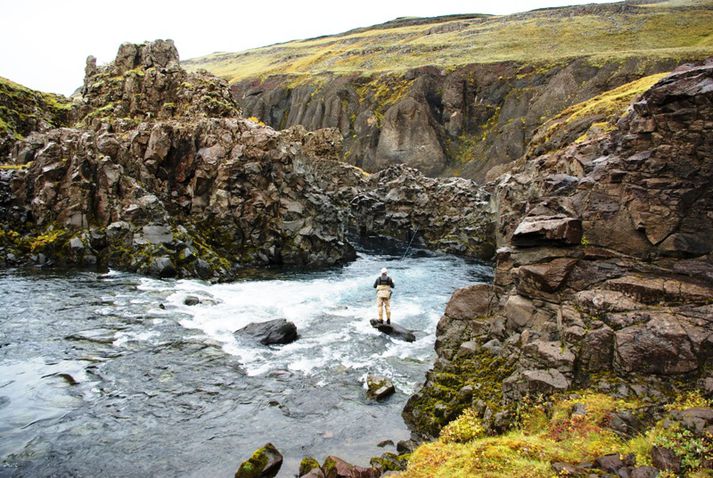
380, 268, 388, 274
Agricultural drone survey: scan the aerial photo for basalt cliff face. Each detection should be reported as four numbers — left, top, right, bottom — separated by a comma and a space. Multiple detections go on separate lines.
186, 1, 713, 181
230, 57, 682, 181
0, 41, 494, 278
402, 59, 713, 452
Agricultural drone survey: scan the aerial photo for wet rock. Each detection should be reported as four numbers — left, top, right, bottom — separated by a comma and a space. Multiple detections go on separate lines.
369, 319, 416, 342
65, 328, 118, 344
184, 296, 200, 306
396, 439, 419, 454
299, 456, 321, 477
236, 319, 298, 346
235, 442, 283, 478
322, 456, 379, 478
300, 469, 326, 478
366, 374, 395, 400
147, 256, 177, 278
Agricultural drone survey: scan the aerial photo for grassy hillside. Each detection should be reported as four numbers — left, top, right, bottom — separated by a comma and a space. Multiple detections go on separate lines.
184, 0, 713, 83
0, 76, 72, 157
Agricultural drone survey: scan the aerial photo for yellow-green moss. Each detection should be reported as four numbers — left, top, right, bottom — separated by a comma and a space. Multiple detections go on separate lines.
0, 76, 72, 140
397, 391, 713, 478
404, 347, 515, 438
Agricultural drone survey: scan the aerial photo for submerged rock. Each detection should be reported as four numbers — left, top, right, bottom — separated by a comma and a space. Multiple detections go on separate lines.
236, 319, 298, 346
235, 442, 283, 478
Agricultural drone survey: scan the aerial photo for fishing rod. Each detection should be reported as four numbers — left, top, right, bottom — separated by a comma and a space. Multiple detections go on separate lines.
400, 227, 419, 260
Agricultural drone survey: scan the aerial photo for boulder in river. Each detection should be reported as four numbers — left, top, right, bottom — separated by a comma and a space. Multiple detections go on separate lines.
235, 442, 283, 478
236, 319, 298, 345
184, 295, 200, 306
366, 374, 396, 400
322, 456, 380, 478
369, 319, 416, 342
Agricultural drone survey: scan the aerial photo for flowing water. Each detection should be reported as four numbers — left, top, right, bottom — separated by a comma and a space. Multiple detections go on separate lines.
0, 251, 491, 477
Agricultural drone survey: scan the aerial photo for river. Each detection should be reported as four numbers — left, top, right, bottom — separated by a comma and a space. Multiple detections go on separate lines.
0, 250, 491, 477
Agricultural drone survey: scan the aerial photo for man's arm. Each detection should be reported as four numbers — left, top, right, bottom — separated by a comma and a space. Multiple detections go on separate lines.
389, 278, 395, 288
373, 278, 378, 288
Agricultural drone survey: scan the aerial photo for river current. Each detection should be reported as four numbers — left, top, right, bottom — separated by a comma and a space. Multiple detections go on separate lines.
0, 250, 491, 477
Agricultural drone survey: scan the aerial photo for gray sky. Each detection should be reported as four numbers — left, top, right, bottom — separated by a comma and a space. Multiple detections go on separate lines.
1, 0, 619, 95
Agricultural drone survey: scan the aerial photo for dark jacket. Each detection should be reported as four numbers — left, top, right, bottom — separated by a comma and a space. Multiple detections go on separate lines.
373, 275, 395, 288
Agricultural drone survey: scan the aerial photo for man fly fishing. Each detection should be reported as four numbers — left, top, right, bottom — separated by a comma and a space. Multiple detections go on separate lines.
373, 267, 395, 324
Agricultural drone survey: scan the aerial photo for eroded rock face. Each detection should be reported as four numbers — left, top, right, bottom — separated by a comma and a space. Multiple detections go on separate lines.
404, 60, 713, 438
231, 57, 686, 180
0, 41, 497, 278
0, 41, 356, 278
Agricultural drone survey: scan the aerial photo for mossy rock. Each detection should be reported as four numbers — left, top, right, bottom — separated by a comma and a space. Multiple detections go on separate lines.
370, 452, 408, 472
403, 347, 515, 438
298, 456, 321, 476
235, 443, 283, 478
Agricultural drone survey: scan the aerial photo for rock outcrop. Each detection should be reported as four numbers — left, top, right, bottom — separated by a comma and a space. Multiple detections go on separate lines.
0, 41, 497, 278
403, 60, 713, 438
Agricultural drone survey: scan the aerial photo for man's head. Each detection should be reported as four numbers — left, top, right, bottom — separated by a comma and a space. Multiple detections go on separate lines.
380, 267, 388, 276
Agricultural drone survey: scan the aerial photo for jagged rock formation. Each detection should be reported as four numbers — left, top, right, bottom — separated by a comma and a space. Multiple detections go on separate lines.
0, 41, 496, 278
403, 60, 713, 438
0, 41, 356, 277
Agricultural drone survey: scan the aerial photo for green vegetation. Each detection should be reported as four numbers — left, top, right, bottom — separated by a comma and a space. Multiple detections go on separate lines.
404, 346, 515, 438
549, 72, 668, 139
396, 391, 713, 478
0, 76, 71, 140
184, 1, 713, 83
532, 71, 670, 153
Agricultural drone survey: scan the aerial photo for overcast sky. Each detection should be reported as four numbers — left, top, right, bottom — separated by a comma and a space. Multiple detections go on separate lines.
1, 0, 619, 95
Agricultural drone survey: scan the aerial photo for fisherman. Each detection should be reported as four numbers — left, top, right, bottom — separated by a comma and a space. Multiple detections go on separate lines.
373, 267, 395, 324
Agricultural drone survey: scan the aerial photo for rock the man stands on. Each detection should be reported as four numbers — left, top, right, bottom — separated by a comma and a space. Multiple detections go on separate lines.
373, 268, 395, 324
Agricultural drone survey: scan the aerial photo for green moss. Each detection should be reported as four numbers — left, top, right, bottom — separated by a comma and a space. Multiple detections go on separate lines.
0, 76, 72, 141
404, 345, 515, 438
370, 452, 409, 472
298, 456, 321, 476
235, 446, 269, 478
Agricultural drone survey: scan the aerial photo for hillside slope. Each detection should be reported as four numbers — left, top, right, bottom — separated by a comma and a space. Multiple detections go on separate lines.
184, 0, 713, 180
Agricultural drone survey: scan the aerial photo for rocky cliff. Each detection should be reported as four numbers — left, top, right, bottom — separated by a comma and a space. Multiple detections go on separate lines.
185, 1, 713, 180
402, 58, 713, 451
0, 40, 495, 278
